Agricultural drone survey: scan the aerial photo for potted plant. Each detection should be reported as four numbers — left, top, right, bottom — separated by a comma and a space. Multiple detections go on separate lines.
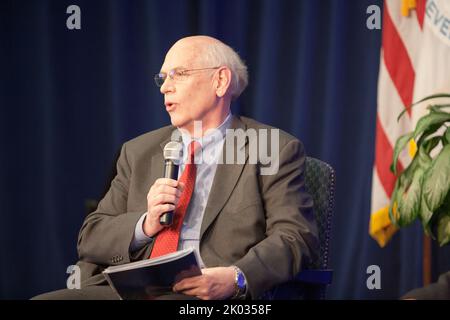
389, 93, 450, 246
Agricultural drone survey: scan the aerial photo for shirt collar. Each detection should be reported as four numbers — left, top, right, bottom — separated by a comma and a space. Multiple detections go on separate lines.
180, 113, 233, 150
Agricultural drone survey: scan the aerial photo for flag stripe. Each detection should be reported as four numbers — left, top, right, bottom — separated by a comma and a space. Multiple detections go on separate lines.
375, 116, 404, 198
382, 2, 415, 112
416, 0, 426, 29
371, 167, 389, 214
385, 0, 422, 68
377, 57, 412, 168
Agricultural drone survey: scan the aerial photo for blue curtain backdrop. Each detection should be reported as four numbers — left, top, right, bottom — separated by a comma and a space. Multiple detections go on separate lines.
2, 0, 448, 299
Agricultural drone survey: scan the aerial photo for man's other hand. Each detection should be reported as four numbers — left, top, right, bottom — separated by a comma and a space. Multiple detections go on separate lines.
172, 267, 236, 300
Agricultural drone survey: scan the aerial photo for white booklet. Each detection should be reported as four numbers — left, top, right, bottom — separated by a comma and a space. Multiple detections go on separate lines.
103, 248, 202, 300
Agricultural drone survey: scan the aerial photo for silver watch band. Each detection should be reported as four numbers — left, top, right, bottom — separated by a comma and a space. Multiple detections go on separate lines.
232, 266, 247, 299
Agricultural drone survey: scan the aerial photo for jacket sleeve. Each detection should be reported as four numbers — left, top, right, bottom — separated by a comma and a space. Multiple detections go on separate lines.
234, 139, 319, 298
402, 271, 450, 300
77, 143, 151, 267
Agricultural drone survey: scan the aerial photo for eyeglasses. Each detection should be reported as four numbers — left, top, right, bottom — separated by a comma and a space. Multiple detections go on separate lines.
154, 67, 221, 87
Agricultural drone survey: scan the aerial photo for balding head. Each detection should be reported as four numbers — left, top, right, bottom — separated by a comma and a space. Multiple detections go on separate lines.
166, 36, 248, 100
173, 35, 220, 50
158, 36, 247, 135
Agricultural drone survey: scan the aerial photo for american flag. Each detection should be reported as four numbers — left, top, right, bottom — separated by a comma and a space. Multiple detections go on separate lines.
370, 0, 450, 247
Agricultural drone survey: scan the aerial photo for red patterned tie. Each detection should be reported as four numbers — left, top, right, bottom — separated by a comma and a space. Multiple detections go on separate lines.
149, 141, 200, 258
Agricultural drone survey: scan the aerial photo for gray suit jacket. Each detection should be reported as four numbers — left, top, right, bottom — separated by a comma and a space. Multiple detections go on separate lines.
76, 115, 319, 299
402, 271, 450, 300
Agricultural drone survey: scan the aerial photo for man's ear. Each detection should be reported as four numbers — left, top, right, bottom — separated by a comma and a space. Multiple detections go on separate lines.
215, 67, 232, 98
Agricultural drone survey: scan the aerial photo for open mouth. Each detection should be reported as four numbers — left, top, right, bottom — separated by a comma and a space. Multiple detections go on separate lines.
165, 102, 176, 110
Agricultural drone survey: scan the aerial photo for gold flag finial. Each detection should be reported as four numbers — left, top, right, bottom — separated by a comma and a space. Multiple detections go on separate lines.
402, 0, 417, 17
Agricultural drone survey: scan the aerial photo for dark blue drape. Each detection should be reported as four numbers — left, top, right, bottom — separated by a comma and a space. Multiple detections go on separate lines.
3, 0, 448, 299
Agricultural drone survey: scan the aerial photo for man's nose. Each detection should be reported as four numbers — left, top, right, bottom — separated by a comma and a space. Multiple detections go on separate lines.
160, 78, 174, 94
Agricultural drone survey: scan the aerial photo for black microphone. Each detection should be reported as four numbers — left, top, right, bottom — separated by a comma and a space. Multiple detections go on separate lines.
159, 140, 183, 226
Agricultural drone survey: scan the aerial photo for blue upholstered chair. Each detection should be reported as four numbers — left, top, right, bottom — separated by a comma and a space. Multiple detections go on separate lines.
264, 156, 335, 300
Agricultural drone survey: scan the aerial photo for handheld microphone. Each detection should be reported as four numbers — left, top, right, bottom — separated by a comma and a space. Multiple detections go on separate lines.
159, 141, 183, 226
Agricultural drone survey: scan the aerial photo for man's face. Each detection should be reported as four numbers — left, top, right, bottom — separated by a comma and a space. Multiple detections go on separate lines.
159, 42, 218, 131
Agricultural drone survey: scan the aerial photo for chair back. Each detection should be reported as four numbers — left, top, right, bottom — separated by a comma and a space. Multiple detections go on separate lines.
265, 156, 335, 300
304, 156, 335, 271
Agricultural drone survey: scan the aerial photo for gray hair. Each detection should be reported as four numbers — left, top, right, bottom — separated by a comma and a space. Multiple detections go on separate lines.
201, 41, 249, 100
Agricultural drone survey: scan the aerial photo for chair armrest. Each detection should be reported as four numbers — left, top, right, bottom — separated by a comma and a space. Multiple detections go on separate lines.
294, 269, 333, 285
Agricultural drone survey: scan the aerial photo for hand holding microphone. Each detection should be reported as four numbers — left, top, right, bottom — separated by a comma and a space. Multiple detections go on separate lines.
159, 141, 183, 225
143, 141, 183, 237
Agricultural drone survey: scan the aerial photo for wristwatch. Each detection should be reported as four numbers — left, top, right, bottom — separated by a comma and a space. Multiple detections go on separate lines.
232, 266, 247, 299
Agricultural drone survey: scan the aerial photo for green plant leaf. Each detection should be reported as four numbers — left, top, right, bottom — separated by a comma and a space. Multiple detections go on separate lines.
422, 144, 450, 212
398, 93, 450, 121
416, 123, 444, 147
421, 136, 442, 156
434, 192, 450, 246
390, 93, 450, 245
419, 143, 437, 236
389, 179, 401, 226
436, 214, 450, 246
413, 112, 450, 141
428, 104, 450, 113
397, 168, 424, 226
391, 113, 449, 176
413, 93, 450, 104
401, 143, 431, 179
390, 144, 433, 227
420, 198, 434, 237
444, 126, 450, 145
391, 132, 414, 175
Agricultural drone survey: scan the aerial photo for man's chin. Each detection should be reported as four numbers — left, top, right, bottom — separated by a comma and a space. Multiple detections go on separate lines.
169, 115, 187, 129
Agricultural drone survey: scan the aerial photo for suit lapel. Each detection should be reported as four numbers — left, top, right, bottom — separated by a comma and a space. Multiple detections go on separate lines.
200, 116, 248, 239
153, 119, 249, 239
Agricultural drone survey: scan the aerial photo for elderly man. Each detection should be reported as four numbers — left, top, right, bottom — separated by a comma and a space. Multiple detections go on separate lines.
33, 36, 318, 300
